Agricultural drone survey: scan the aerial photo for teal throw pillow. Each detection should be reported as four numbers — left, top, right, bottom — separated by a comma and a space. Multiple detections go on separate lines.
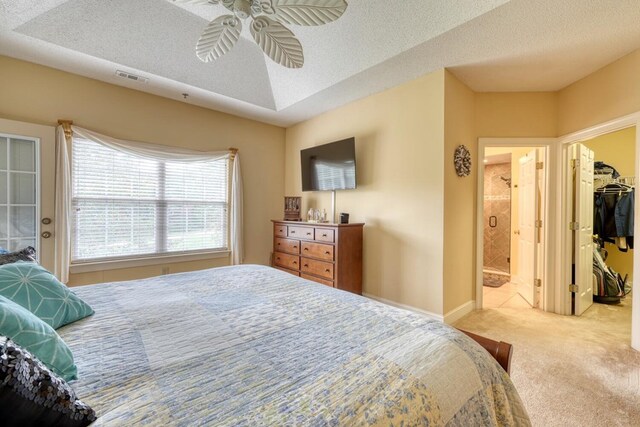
0, 262, 94, 329
0, 295, 77, 381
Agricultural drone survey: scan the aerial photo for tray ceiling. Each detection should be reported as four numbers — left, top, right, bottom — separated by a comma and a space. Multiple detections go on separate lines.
1, 0, 640, 126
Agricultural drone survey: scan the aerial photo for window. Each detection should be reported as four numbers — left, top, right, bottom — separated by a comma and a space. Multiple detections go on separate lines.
71, 138, 229, 262
0, 134, 39, 254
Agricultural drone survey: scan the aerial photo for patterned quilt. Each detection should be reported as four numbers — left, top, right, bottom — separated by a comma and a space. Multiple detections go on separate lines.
60, 265, 531, 426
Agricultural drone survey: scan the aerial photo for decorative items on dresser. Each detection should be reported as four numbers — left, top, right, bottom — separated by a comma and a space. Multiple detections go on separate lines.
284, 196, 302, 221
271, 220, 363, 294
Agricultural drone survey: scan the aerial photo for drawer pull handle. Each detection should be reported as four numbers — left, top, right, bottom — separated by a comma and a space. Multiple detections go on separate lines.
291, 231, 296, 234
303, 248, 309, 251
293, 261, 298, 265
322, 233, 327, 237
276, 257, 280, 261
325, 251, 330, 255
293, 246, 298, 249
304, 264, 309, 267
306, 232, 312, 236
325, 269, 330, 273
277, 243, 281, 245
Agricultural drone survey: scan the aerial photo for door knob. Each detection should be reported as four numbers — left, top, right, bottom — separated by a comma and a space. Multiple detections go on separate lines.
41, 218, 52, 225
41, 231, 52, 239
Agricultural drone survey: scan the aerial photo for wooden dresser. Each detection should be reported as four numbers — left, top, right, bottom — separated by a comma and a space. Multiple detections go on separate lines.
271, 220, 364, 295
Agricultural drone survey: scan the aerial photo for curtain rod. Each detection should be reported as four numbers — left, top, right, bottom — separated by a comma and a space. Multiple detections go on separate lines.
59, 121, 239, 157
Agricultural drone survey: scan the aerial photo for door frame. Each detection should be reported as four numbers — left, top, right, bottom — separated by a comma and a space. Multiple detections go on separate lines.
476, 138, 556, 311
558, 112, 640, 351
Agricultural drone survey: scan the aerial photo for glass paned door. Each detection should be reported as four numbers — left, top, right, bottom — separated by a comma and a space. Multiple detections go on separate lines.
0, 135, 38, 254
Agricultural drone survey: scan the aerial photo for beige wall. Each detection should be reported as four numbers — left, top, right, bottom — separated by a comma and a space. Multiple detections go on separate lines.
443, 71, 476, 313
282, 73, 562, 316
559, 50, 640, 135
285, 70, 446, 315
583, 127, 636, 282
475, 92, 558, 138
0, 56, 286, 285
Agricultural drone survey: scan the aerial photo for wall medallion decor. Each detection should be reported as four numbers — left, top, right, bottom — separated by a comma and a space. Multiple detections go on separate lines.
454, 145, 472, 177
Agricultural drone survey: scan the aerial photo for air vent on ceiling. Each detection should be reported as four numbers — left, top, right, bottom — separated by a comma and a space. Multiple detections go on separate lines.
115, 70, 148, 84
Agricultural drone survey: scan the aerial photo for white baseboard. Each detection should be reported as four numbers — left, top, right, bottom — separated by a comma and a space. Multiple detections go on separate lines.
362, 293, 444, 322
443, 300, 476, 324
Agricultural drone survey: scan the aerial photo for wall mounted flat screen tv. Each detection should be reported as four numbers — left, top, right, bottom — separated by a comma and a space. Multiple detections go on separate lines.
301, 138, 356, 192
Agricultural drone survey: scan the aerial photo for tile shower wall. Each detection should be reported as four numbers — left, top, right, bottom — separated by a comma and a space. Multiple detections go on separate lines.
483, 162, 511, 273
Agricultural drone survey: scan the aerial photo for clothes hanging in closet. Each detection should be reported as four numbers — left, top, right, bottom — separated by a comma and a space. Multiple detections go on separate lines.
594, 188, 634, 251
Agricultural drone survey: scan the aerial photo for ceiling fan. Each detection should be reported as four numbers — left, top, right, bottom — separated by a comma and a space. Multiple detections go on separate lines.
175, 0, 348, 69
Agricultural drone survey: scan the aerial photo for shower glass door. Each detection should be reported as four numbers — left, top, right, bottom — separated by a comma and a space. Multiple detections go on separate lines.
0, 134, 39, 255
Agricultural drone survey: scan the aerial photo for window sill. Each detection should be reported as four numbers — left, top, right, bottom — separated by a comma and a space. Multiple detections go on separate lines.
69, 250, 230, 274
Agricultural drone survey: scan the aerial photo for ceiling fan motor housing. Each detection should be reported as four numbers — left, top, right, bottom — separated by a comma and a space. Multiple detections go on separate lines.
233, 0, 251, 19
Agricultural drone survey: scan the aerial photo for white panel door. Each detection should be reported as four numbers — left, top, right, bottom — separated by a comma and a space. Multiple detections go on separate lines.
518, 150, 538, 307
573, 143, 595, 316
0, 134, 39, 255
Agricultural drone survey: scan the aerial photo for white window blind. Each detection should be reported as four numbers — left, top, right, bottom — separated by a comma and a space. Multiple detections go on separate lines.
71, 138, 229, 262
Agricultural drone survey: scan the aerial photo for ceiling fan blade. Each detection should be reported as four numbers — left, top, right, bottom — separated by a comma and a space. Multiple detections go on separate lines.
251, 17, 304, 68
271, 0, 348, 26
196, 15, 242, 63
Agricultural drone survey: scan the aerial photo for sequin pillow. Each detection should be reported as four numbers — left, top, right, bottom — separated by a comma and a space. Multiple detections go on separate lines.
0, 336, 96, 427
0, 262, 94, 329
0, 246, 37, 265
0, 295, 77, 381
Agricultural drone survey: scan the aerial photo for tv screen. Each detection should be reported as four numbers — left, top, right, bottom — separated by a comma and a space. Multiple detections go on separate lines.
301, 138, 356, 192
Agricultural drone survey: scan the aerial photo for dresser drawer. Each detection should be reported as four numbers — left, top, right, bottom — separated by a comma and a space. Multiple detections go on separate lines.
275, 238, 300, 255
315, 228, 335, 243
301, 273, 334, 287
276, 266, 300, 277
288, 226, 314, 240
301, 242, 334, 261
273, 252, 300, 270
274, 224, 288, 237
301, 258, 334, 280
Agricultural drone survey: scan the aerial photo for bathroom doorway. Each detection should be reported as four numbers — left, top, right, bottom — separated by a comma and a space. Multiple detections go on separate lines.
481, 146, 549, 310
483, 153, 512, 288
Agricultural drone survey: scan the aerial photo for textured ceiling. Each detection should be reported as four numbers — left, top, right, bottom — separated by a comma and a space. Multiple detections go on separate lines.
1, 0, 640, 126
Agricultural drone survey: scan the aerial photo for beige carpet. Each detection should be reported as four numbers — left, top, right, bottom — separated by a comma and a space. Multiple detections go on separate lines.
454, 297, 640, 427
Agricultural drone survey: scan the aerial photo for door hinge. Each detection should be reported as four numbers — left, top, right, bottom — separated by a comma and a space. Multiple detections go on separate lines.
535, 279, 542, 288
571, 159, 580, 168
535, 220, 543, 228
569, 284, 579, 293
569, 221, 579, 230
536, 162, 544, 170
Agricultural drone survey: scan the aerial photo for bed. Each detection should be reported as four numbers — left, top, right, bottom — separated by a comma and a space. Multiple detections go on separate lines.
59, 265, 530, 426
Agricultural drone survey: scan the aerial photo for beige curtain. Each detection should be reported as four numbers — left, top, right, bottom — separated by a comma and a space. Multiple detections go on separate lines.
54, 125, 72, 283
53, 125, 244, 282
230, 153, 244, 265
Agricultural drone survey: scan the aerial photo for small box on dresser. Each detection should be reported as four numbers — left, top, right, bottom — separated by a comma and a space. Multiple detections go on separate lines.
271, 220, 364, 294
